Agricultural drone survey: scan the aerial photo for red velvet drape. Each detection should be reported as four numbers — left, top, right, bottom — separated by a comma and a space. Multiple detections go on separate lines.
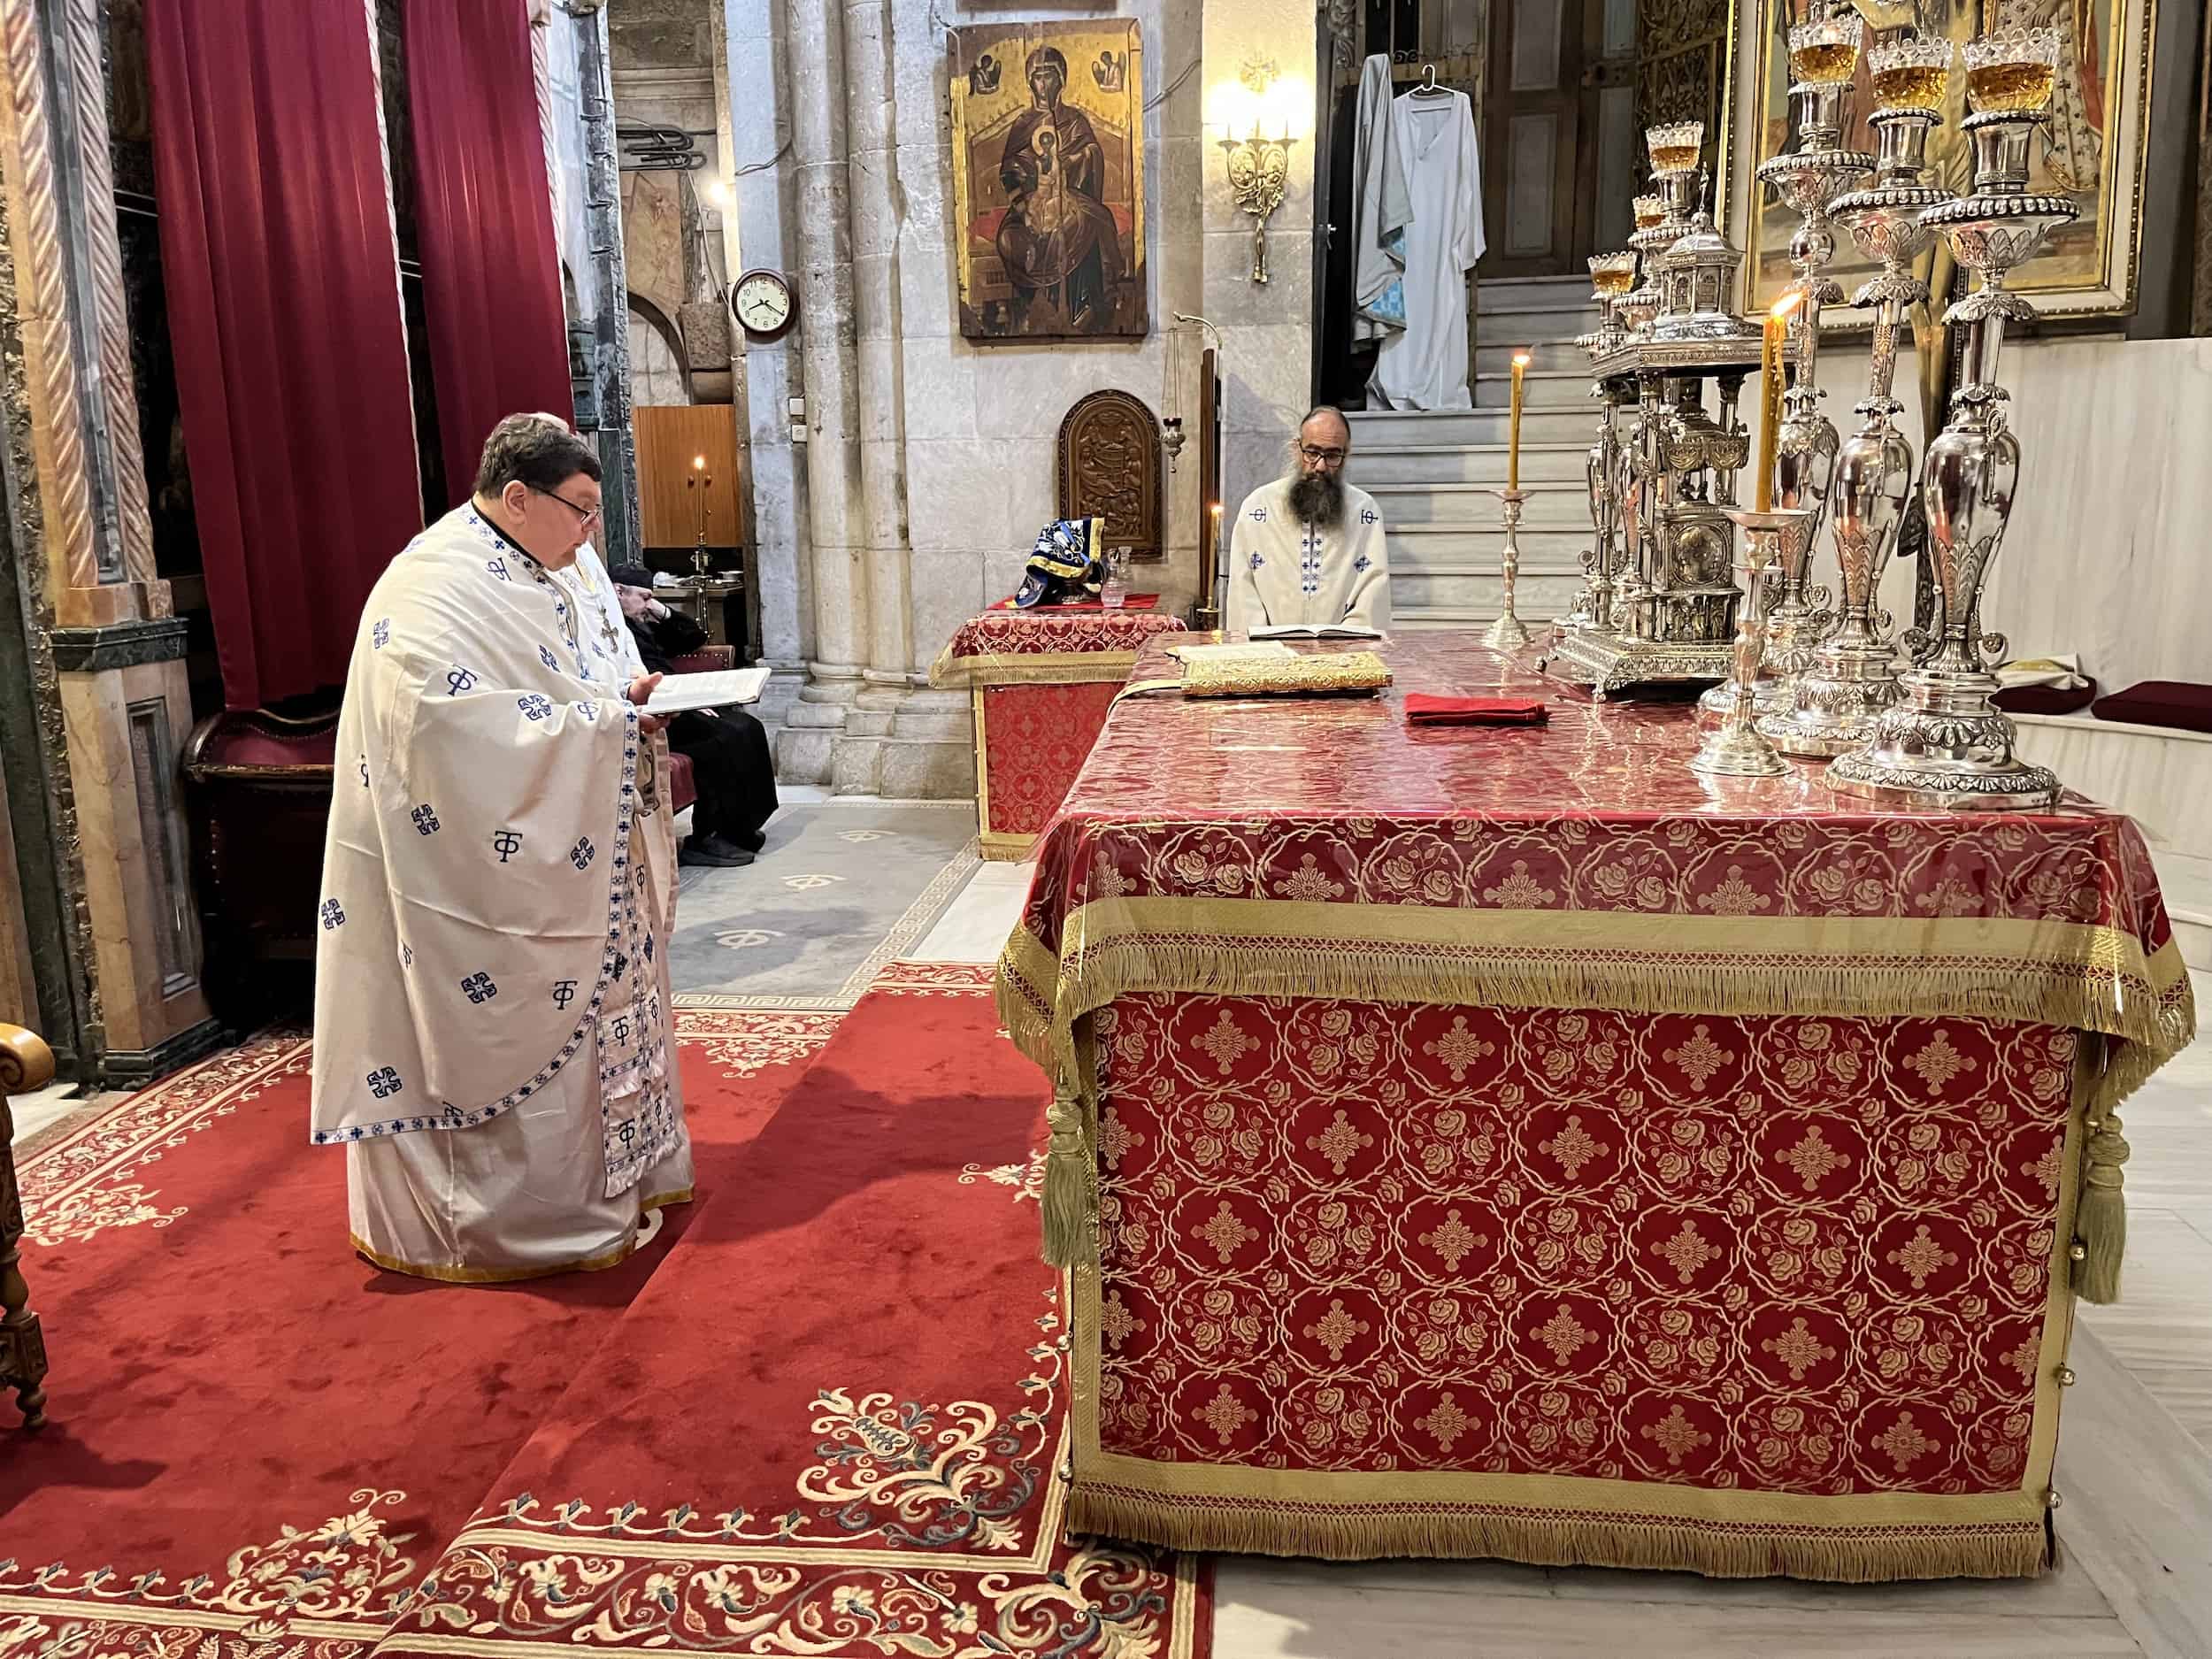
148, 0, 426, 711
403, 0, 574, 511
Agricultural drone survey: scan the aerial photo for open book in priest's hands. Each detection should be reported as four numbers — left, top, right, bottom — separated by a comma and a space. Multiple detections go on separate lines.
1247, 622, 1385, 641
641, 666, 771, 715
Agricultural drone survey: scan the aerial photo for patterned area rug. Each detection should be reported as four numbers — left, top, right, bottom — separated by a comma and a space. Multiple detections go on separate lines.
0, 1008, 836, 1658
375, 963, 1209, 1658
672, 803, 979, 1009
0, 968, 1208, 1659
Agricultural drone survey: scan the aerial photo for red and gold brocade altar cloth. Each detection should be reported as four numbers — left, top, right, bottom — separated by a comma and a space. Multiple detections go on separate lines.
994, 634, 2196, 1581
931, 603, 1188, 860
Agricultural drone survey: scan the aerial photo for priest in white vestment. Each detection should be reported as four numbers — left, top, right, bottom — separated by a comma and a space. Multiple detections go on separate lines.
1370, 86, 1484, 411
311, 414, 694, 1282
1226, 407, 1392, 634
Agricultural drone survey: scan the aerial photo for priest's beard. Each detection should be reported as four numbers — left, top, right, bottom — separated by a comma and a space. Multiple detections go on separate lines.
1288, 470, 1346, 529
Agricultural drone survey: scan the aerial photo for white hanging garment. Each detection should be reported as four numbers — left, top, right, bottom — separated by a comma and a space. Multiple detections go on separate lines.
1350, 53, 1412, 342
1369, 89, 1485, 411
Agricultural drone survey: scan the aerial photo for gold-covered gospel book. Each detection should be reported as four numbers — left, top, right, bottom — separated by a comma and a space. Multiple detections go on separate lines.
1179, 650, 1393, 698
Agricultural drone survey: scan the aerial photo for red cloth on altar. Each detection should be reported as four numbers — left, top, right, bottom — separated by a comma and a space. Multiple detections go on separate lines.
1404, 692, 1549, 724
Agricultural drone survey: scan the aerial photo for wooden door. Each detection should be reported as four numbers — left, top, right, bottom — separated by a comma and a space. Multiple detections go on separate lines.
1481, 0, 1593, 276
634, 404, 744, 551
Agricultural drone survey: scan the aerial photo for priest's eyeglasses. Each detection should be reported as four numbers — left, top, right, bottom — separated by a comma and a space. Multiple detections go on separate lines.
536, 485, 604, 527
1297, 443, 1348, 466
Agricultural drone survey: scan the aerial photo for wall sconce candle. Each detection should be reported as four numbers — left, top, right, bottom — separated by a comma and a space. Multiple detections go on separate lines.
1220, 127, 1294, 285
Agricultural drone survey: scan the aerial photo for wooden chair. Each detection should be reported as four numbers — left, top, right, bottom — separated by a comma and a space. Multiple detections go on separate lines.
0, 1023, 52, 1428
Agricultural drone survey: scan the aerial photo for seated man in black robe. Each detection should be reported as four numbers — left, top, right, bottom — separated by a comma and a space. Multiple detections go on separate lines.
611, 567, 779, 870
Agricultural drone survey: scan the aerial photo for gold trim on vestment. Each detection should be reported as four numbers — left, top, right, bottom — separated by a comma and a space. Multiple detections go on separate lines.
349, 1188, 692, 1284
997, 896, 2195, 1284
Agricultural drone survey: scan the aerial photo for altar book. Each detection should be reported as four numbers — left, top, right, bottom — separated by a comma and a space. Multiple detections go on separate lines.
1248, 622, 1385, 641
643, 666, 771, 714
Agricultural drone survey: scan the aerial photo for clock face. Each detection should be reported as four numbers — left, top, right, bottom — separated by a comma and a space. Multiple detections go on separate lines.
732, 271, 793, 338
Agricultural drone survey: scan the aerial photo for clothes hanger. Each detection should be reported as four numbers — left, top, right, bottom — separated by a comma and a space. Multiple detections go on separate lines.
1410, 63, 1448, 96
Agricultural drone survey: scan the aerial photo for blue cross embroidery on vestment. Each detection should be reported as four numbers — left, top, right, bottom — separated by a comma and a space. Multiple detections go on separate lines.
1353, 553, 1372, 572
1248, 552, 1265, 571
461, 972, 497, 1004
412, 804, 440, 835
644, 933, 655, 963
571, 836, 595, 871
491, 829, 523, 863
519, 694, 554, 722
366, 1066, 402, 1099
447, 667, 479, 696
372, 618, 390, 649
319, 898, 344, 930
552, 979, 578, 1010
612, 952, 628, 981
487, 558, 511, 582
539, 645, 559, 671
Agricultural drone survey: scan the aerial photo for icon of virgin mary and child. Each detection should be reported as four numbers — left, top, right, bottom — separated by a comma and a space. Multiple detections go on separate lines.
995, 48, 1124, 334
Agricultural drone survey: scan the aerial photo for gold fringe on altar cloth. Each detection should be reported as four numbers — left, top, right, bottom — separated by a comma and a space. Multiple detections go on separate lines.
1067, 1483, 2051, 1584
926, 646, 1142, 690
995, 899, 2198, 1286
2074, 1033, 2132, 1302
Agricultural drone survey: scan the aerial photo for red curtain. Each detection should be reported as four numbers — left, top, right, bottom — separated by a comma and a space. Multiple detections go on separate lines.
148, 0, 426, 711
403, 0, 574, 511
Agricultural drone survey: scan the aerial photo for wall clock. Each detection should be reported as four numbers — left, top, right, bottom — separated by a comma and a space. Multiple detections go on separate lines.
730, 269, 795, 342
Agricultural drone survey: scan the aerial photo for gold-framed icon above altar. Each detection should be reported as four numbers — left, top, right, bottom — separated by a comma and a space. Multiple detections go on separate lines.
949, 20, 1148, 341
1725, 0, 2154, 322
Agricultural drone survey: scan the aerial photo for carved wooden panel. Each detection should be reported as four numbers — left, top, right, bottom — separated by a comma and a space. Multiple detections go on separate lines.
1056, 389, 1162, 563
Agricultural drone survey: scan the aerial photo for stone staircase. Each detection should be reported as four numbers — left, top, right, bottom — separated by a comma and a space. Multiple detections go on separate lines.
1348, 275, 1604, 630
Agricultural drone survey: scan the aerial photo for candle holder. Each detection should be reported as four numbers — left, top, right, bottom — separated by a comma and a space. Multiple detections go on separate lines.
1485, 488, 1535, 649
1766, 41, 1955, 756
1690, 507, 1808, 778
1707, 58, 1872, 729
1221, 130, 1294, 285
1829, 42, 2070, 809
1561, 260, 1639, 634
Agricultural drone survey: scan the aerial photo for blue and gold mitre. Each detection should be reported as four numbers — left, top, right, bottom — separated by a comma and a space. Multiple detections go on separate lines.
1012, 517, 1104, 608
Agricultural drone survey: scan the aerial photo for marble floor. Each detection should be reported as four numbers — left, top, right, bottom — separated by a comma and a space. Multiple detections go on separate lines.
914, 863, 2212, 1659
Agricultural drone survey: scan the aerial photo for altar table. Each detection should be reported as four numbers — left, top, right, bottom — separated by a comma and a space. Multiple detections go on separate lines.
930, 603, 1187, 860
995, 634, 2196, 1581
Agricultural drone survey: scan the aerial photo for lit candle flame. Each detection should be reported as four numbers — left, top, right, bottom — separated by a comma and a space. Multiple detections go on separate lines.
1755, 292, 1806, 513
693, 455, 707, 470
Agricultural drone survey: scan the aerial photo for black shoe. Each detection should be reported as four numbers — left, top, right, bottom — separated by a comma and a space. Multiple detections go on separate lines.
680, 834, 755, 869
733, 827, 767, 853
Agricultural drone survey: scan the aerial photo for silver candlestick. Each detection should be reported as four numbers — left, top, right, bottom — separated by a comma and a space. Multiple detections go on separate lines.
1831, 37, 2072, 810
1768, 52, 1955, 757
1691, 507, 1809, 779
1485, 488, 1534, 649
1706, 56, 1871, 727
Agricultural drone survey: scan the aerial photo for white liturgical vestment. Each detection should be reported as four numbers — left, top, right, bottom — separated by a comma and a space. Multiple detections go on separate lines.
311, 505, 691, 1281
1225, 477, 1392, 634
1370, 88, 1484, 411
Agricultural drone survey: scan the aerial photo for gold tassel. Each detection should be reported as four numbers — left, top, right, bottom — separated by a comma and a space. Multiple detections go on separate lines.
2074, 1104, 2129, 1304
1041, 1084, 1095, 1267
1069, 1486, 2048, 1582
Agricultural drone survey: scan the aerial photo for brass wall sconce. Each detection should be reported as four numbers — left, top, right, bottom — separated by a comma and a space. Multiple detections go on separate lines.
1220, 130, 1294, 284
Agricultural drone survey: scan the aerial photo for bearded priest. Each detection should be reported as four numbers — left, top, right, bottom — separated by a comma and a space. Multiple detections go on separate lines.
1225, 405, 1392, 635
311, 414, 694, 1282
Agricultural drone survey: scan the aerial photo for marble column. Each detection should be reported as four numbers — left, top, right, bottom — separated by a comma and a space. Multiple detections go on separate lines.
0, 0, 218, 1082
725, 0, 811, 739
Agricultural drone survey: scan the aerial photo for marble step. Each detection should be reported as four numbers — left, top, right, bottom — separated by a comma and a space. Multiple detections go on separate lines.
1348, 406, 1594, 448
1356, 441, 1592, 487
1475, 368, 1594, 411
1366, 479, 1591, 528
1477, 274, 1601, 312
1394, 572, 1586, 623
1477, 341, 1592, 376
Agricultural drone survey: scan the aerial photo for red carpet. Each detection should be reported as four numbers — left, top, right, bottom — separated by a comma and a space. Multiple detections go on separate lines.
375, 963, 1210, 1658
0, 1005, 838, 1656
